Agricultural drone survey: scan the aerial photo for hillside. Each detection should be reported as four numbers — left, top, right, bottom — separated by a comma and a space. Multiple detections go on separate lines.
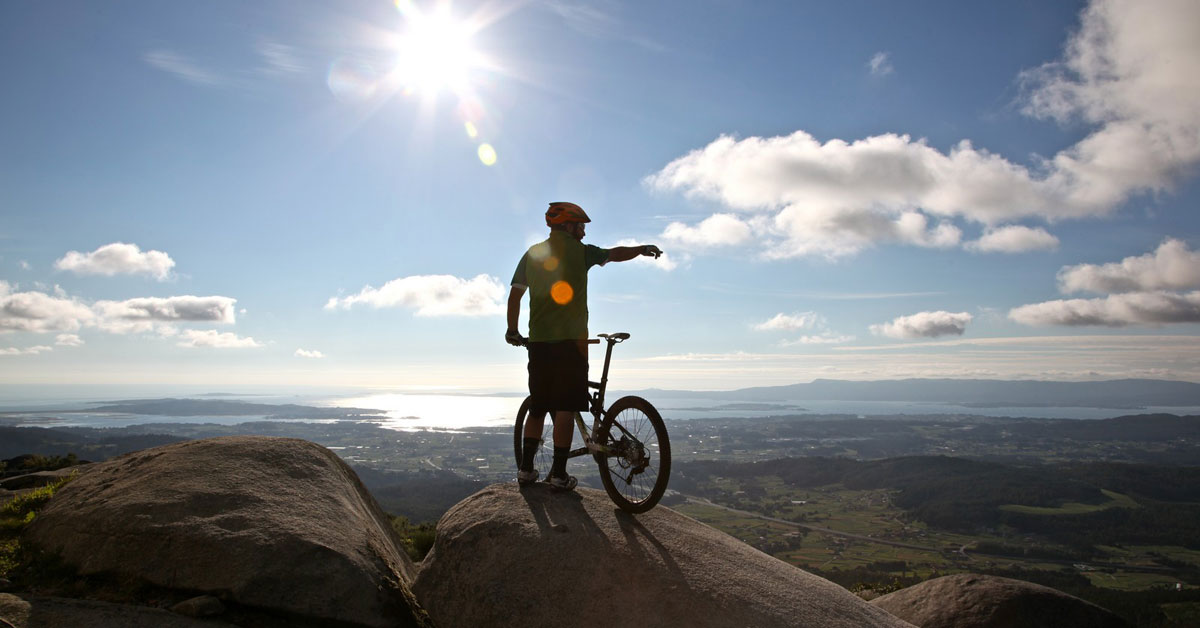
672, 455, 1200, 626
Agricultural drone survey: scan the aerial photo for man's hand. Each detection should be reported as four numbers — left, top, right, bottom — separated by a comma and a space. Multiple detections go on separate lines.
607, 244, 663, 263
505, 329, 526, 346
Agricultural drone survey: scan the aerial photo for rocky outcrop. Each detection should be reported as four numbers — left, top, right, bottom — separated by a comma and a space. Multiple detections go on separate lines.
23, 437, 430, 628
0, 593, 237, 628
870, 573, 1128, 627
412, 482, 915, 628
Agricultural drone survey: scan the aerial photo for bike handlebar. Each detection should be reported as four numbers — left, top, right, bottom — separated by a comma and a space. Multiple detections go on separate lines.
508, 332, 629, 348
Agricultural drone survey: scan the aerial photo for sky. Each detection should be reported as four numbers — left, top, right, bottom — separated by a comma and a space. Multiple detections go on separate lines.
2, 0, 1200, 394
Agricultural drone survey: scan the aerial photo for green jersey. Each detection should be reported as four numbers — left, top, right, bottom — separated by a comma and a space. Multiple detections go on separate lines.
511, 231, 609, 342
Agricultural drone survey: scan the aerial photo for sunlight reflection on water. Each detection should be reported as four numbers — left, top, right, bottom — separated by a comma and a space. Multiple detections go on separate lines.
332, 393, 521, 431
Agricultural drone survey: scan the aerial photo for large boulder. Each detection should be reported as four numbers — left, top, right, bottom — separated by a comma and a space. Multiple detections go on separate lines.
870, 573, 1128, 628
412, 483, 915, 628
0, 593, 237, 628
23, 436, 430, 628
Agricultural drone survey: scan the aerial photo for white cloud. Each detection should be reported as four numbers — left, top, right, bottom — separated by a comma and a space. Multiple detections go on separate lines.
755, 311, 854, 345
839, 333, 1200, 351
1020, 0, 1200, 211
1058, 238, 1200, 293
0, 283, 252, 343
646, 131, 1032, 259
662, 213, 752, 249
93, 295, 237, 334
1009, 291, 1200, 327
325, 274, 505, 317
780, 333, 856, 346
19, 261, 30, 270
177, 329, 262, 349
295, 348, 325, 358
0, 345, 53, 356
870, 310, 973, 339
754, 312, 820, 331
868, 51, 893, 76
1012, 239, 1200, 328
768, 205, 962, 259
144, 50, 224, 86
0, 281, 94, 333
967, 225, 1060, 253
646, 0, 1200, 259
55, 334, 83, 347
55, 243, 176, 280
631, 335, 1200, 386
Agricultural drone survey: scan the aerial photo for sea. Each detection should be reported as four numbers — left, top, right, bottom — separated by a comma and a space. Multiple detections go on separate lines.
1, 384, 1198, 432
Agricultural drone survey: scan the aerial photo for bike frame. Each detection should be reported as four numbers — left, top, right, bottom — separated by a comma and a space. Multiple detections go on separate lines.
566, 335, 623, 460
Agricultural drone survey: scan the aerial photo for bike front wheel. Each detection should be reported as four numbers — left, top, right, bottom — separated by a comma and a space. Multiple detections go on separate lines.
596, 396, 671, 513
513, 396, 552, 476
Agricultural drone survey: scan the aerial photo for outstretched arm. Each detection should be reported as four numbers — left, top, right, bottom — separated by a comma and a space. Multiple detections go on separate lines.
607, 244, 663, 263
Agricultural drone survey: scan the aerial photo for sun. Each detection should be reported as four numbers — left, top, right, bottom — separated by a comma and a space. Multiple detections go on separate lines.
391, 2, 483, 96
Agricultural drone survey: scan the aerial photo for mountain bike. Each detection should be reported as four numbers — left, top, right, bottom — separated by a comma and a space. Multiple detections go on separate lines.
512, 332, 671, 513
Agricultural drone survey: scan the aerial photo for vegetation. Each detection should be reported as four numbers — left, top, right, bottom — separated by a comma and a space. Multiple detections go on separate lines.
0, 472, 76, 581
0, 453, 83, 477
672, 456, 1200, 627
355, 467, 486, 523
388, 514, 437, 562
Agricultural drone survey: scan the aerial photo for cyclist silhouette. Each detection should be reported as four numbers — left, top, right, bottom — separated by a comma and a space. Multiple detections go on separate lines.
506, 201, 662, 490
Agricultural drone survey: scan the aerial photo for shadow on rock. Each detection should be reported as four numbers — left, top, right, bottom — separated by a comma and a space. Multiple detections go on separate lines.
413, 482, 914, 628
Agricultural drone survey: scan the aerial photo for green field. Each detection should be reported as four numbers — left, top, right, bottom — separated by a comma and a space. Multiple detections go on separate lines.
999, 489, 1139, 516
675, 478, 1198, 597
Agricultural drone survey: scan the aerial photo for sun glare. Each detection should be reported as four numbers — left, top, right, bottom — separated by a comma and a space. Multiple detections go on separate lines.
329, 1, 504, 166
391, 2, 481, 96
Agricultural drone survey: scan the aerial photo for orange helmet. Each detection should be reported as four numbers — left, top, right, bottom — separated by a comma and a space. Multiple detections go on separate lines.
545, 201, 591, 226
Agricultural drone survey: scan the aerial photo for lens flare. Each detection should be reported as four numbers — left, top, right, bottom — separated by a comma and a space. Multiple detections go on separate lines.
542, 256, 559, 271
465, 121, 478, 138
327, 58, 379, 103
528, 242, 550, 261
551, 280, 574, 305
478, 143, 497, 166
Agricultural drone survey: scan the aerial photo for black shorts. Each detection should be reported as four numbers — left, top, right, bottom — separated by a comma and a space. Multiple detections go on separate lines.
527, 340, 590, 414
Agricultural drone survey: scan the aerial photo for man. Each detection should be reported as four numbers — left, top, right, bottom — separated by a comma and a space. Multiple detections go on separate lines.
506, 201, 662, 491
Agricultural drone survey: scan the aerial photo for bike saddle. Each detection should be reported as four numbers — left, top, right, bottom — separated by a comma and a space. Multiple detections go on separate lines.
598, 332, 630, 341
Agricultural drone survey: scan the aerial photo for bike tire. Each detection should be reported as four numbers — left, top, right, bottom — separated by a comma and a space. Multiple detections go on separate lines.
513, 396, 552, 477
596, 396, 671, 513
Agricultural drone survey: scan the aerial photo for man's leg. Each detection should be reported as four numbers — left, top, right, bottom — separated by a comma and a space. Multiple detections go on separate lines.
521, 342, 549, 484
553, 410, 573, 448
523, 411, 545, 439
549, 410, 574, 482
519, 410, 545, 483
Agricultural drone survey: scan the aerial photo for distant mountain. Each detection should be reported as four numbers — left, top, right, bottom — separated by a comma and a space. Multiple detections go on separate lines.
636, 378, 1200, 409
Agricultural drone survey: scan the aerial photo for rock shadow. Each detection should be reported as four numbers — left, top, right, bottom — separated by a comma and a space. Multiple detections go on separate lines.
518, 483, 608, 543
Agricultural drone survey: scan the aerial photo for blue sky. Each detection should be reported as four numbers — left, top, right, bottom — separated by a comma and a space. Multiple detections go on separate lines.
2, 0, 1199, 393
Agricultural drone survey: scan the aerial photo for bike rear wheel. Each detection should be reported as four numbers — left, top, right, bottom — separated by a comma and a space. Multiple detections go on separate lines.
513, 396, 552, 477
596, 396, 671, 513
